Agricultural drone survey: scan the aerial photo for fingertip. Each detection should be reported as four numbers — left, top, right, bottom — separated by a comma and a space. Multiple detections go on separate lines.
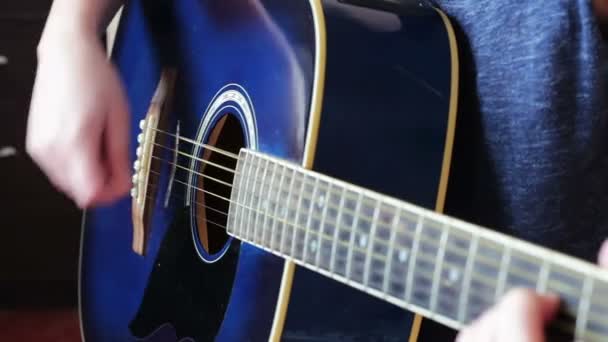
539, 293, 561, 321
598, 239, 608, 268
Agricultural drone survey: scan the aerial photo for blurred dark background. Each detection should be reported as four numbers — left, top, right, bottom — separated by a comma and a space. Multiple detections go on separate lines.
1, 1, 82, 339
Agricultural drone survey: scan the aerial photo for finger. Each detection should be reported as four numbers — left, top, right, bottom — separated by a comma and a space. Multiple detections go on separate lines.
68, 130, 106, 208
499, 289, 560, 342
597, 239, 608, 268
94, 79, 131, 205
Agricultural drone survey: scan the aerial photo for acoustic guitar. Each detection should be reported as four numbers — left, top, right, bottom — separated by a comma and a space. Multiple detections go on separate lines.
79, 0, 608, 341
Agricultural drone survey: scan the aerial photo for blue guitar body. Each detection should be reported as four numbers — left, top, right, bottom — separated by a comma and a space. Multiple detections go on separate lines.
79, 0, 459, 340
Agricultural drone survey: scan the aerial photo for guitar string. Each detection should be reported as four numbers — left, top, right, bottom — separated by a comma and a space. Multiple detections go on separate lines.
142, 140, 606, 304
144, 147, 598, 300
138, 182, 606, 335
151, 128, 239, 160
137, 131, 608, 326
141, 164, 608, 319
153, 141, 238, 175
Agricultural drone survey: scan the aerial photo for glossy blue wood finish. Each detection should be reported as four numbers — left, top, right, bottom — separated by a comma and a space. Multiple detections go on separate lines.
80, 1, 456, 341
281, 4, 456, 341
80, 1, 317, 341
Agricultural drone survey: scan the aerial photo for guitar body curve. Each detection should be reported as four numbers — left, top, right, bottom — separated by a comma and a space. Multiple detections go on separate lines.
79, 1, 458, 341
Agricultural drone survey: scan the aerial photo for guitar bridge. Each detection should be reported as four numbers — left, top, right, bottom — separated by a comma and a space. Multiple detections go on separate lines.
131, 69, 177, 255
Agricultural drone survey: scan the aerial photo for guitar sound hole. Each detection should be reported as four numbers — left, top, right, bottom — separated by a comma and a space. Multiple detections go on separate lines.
195, 114, 244, 257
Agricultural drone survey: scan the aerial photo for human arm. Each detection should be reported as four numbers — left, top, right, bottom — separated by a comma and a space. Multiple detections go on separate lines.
27, 0, 129, 208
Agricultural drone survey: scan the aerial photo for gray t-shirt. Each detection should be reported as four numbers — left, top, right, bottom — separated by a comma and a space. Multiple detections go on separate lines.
435, 0, 608, 261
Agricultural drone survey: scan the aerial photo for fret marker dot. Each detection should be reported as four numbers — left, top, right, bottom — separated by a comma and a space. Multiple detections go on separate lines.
359, 234, 368, 248
262, 200, 268, 211
310, 239, 318, 253
398, 249, 409, 263
446, 268, 460, 286
317, 195, 325, 209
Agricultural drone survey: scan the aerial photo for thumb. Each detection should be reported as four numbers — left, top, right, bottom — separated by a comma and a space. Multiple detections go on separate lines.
69, 132, 106, 208
94, 84, 131, 205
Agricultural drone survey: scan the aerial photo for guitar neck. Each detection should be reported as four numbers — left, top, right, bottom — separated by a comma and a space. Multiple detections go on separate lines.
226, 149, 608, 341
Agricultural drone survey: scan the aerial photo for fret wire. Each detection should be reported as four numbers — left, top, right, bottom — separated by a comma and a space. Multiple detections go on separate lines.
458, 234, 479, 323
302, 178, 320, 262
246, 154, 262, 242
240, 152, 256, 239
363, 200, 381, 287
290, 171, 307, 257
329, 187, 347, 273
536, 258, 550, 294
233, 154, 608, 317
266, 163, 285, 249
260, 161, 279, 245
405, 216, 424, 302
247, 153, 265, 242
254, 158, 272, 244
315, 182, 333, 268
382, 208, 400, 294
430, 225, 450, 312
244, 154, 606, 289
230, 154, 246, 236
495, 246, 511, 301
279, 166, 297, 254
243, 167, 541, 284
575, 274, 594, 340
233, 188, 602, 338
234, 179, 599, 304
231, 189, 608, 330
232, 153, 245, 237
346, 192, 364, 282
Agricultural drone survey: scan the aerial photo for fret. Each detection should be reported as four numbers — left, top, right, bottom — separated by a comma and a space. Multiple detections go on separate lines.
227, 152, 246, 236
252, 158, 271, 244
587, 280, 608, 339
292, 174, 315, 259
268, 165, 292, 251
348, 195, 375, 285
329, 187, 347, 274
410, 218, 444, 309
240, 152, 257, 241
363, 200, 381, 288
545, 265, 584, 328
536, 259, 550, 294
404, 215, 424, 303
505, 250, 540, 290
264, 163, 284, 248
367, 203, 396, 292
233, 152, 248, 237
465, 238, 502, 321
382, 208, 400, 294
386, 212, 417, 299
495, 246, 511, 301
258, 160, 277, 245
302, 178, 320, 264
345, 192, 364, 282
246, 154, 265, 242
435, 228, 471, 322
457, 234, 479, 323
333, 190, 358, 277
575, 274, 594, 340
315, 182, 335, 270
304, 179, 329, 266
430, 225, 449, 312
280, 168, 301, 255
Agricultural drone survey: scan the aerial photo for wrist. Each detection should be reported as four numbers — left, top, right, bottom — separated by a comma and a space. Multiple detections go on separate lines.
37, 0, 120, 57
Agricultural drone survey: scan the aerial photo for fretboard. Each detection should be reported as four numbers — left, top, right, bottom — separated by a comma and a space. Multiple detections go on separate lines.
226, 149, 608, 341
